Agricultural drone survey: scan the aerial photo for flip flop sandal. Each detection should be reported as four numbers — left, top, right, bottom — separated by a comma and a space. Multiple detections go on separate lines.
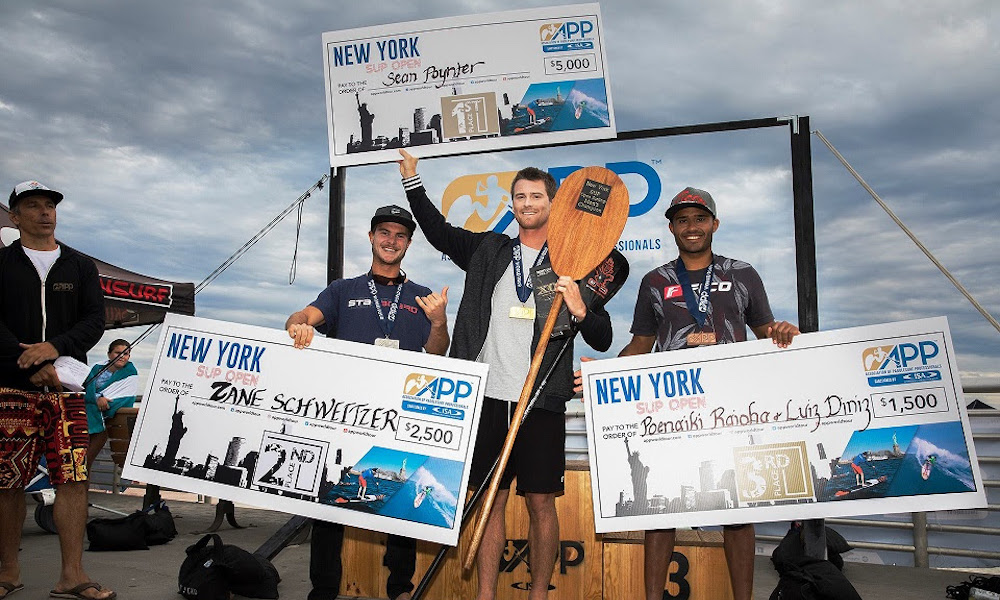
0, 582, 24, 599
49, 582, 117, 600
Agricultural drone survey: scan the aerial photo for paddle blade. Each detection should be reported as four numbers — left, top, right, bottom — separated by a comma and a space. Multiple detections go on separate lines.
548, 166, 629, 279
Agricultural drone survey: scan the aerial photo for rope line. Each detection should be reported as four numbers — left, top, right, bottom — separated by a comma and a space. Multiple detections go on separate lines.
814, 130, 1000, 335
84, 174, 329, 387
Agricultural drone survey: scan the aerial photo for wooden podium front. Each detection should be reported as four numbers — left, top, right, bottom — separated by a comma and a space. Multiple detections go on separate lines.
338, 462, 732, 599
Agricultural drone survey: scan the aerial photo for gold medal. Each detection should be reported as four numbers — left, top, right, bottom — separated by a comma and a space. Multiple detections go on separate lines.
509, 305, 536, 320
686, 331, 717, 346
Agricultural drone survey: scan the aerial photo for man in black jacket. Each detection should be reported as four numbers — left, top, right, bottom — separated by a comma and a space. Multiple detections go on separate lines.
0, 181, 112, 600
398, 150, 612, 600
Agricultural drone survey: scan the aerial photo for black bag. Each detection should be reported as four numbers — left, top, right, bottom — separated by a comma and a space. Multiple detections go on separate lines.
86, 502, 177, 551
769, 524, 862, 600
87, 511, 148, 551
143, 502, 177, 545
179, 534, 281, 600
219, 543, 281, 599
178, 534, 229, 600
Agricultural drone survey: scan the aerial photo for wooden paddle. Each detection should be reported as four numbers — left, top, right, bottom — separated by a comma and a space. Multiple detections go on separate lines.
463, 166, 629, 570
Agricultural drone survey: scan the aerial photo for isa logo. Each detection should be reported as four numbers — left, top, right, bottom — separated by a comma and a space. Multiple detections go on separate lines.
403, 372, 473, 403
863, 340, 942, 387
538, 20, 596, 53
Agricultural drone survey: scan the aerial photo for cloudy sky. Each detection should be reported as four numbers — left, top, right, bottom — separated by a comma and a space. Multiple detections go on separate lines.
2, 1, 998, 391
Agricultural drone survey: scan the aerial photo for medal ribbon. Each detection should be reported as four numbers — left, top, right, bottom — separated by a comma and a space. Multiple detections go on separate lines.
512, 239, 549, 303
674, 256, 714, 329
367, 272, 405, 338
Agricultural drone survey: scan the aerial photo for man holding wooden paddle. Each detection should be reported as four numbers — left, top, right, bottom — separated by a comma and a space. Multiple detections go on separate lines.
582, 187, 799, 600
397, 149, 615, 600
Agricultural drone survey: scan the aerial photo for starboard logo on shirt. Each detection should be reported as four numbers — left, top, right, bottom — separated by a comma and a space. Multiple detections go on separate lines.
347, 297, 420, 314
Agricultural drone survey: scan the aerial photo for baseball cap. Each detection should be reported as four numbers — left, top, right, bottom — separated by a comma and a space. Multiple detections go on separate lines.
664, 187, 716, 221
371, 205, 416, 234
9, 180, 64, 210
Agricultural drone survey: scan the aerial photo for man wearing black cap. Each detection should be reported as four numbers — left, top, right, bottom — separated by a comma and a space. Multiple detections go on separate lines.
1, 181, 112, 599
285, 204, 448, 600
616, 187, 799, 600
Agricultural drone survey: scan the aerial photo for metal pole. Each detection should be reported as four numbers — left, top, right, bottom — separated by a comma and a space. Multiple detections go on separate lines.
790, 115, 819, 334
912, 512, 929, 567
788, 115, 826, 560
328, 167, 346, 284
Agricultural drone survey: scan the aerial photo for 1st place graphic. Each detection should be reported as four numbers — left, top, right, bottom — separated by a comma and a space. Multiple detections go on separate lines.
872, 386, 949, 419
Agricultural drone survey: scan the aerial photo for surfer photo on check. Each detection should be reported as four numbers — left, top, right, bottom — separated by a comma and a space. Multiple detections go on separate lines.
851, 452, 868, 487
577, 186, 799, 600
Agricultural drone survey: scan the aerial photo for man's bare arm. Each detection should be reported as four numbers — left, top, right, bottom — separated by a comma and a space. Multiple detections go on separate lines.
750, 320, 800, 348
416, 286, 449, 356
618, 334, 656, 357
286, 306, 325, 349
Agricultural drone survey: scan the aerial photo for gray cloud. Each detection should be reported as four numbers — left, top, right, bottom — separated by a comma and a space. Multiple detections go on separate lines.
1, 1, 997, 384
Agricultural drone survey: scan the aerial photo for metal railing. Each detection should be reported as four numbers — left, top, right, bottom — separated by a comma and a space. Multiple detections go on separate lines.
764, 401, 1000, 568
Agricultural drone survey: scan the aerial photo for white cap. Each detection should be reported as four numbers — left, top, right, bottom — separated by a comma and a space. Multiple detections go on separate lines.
9, 180, 63, 209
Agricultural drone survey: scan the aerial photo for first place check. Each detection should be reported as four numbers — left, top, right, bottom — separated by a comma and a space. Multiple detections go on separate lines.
322, 3, 615, 167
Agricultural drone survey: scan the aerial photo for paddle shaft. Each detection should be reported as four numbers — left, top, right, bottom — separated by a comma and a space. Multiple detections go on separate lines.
411, 330, 577, 599
462, 293, 564, 570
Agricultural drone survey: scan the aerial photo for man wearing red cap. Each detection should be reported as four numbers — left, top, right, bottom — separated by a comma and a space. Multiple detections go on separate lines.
588, 187, 799, 600
0, 181, 112, 599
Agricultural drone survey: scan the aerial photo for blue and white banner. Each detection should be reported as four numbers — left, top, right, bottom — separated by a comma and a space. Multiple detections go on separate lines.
123, 314, 487, 545
582, 317, 987, 532
322, 3, 615, 167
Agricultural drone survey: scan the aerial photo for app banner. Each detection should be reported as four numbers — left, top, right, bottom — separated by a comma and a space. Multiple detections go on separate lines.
322, 3, 615, 167
582, 317, 986, 532
122, 314, 488, 546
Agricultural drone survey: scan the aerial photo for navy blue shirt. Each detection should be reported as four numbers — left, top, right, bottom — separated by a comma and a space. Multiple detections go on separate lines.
309, 273, 432, 351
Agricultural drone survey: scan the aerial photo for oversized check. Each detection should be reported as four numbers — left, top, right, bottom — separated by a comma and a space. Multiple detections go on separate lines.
582, 317, 986, 532
322, 3, 615, 167
123, 314, 487, 545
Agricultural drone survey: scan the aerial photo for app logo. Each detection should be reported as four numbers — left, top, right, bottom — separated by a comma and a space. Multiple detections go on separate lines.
539, 21, 595, 43
403, 373, 473, 402
733, 442, 814, 503
442, 172, 517, 234
440, 161, 662, 236
862, 342, 939, 372
863, 340, 943, 387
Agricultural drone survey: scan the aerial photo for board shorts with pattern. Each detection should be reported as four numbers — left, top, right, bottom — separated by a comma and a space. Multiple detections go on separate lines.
0, 387, 89, 489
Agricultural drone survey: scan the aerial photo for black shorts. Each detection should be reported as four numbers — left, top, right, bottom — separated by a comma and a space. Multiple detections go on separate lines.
468, 397, 565, 496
